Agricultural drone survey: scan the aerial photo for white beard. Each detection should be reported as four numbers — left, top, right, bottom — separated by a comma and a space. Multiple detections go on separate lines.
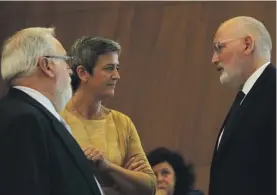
54, 80, 73, 112
219, 51, 244, 89
219, 70, 230, 85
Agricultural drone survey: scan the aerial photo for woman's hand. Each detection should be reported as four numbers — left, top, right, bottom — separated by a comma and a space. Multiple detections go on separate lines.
124, 156, 148, 171
83, 147, 110, 171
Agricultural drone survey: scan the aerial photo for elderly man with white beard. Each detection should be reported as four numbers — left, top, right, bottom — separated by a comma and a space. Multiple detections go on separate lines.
0, 27, 103, 195
209, 16, 275, 195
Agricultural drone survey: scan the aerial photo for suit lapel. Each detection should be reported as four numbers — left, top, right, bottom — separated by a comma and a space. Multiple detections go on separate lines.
8, 88, 101, 195
216, 104, 245, 157
211, 110, 232, 166
214, 64, 275, 162
49, 119, 101, 195
211, 90, 243, 165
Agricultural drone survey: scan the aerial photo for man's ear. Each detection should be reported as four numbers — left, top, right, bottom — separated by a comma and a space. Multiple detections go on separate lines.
37, 57, 56, 78
244, 35, 255, 55
76, 65, 90, 83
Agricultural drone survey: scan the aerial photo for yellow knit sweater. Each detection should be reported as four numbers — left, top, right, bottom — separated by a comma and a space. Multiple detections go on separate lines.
60, 102, 155, 194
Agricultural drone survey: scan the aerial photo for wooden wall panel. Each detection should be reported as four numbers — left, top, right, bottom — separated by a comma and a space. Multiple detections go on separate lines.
0, 2, 275, 194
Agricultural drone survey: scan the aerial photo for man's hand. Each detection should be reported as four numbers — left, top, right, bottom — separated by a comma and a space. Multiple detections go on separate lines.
83, 147, 110, 171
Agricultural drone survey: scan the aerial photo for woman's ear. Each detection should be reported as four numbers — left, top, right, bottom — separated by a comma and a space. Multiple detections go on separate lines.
76, 65, 89, 83
37, 56, 56, 78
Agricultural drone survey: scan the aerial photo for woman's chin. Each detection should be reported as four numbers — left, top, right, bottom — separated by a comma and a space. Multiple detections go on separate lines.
99, 90, 115, 100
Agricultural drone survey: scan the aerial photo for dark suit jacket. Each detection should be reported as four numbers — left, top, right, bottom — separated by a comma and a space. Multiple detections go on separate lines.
209, 64, 276, 195
0, 88, 102, 195
188, 189, 205, 195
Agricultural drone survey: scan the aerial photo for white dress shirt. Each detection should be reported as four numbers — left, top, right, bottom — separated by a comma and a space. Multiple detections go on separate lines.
217, 62, 270, 149
13, 86, 71, 133
240, 62, 270, 103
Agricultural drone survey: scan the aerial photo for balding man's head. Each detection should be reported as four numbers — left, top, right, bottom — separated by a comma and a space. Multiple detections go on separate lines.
1, 27, 57, 83
1, 27, 72, 112
217, 16, 272, 59
212, 16, 272, 89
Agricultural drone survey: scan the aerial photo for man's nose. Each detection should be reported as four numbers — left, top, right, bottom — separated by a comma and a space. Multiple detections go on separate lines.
212, 52, 220, 66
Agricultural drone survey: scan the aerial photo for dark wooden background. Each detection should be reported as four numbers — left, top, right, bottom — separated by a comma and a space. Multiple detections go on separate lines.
0, 1, 275, 193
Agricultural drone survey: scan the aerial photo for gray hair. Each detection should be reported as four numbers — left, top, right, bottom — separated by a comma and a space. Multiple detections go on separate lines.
232, 16, 272, 61
1, 27, 57, 84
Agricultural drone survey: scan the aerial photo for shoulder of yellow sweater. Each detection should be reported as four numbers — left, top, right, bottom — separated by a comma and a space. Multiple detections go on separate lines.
110, 109, 132, 122
109, 109, 135, 135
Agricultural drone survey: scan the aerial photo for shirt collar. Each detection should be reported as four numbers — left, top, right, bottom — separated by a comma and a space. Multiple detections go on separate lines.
242, 62, 270, 95
13, 86, 61, 121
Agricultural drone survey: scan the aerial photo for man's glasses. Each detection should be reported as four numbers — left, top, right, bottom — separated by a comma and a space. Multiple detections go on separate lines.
44, 55, 80, 68
213, 37, 244, 54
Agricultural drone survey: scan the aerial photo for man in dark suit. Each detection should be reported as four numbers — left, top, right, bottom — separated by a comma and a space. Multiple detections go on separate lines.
0, 27, 103, 195
209, 16, 276, 195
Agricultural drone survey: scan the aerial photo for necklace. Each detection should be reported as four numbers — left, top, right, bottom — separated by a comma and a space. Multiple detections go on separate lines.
70, 100, 110, 156
71, 98, 104, 120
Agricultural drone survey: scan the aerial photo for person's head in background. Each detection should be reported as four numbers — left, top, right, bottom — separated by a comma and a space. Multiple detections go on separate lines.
147, 147, 195, 195
69, 36, 121, 103
1, 27, 72, 112
212, 16, 272, 90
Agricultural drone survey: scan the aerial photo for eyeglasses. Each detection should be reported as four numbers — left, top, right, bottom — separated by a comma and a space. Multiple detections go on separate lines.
213, 37, 244, 54
44, 55, 80, 68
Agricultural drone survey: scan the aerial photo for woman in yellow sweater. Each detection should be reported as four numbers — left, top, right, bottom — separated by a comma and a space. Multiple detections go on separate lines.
60, 36, 156, 195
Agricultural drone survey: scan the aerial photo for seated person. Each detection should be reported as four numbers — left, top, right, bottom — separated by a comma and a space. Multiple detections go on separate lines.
147, 147, 204, 195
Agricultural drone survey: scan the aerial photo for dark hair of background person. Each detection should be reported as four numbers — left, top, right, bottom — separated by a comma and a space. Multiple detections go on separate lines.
147, 147, 195, 195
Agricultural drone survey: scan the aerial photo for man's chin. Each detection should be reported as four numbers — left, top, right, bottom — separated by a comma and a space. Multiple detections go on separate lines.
220, 78, 228, 85
222, 82, 242, 91
220, 74, 233, 87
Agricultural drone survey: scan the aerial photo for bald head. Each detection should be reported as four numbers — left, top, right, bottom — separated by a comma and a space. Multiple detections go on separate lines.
212, 16, 272, 89
216, 16, 272, 60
